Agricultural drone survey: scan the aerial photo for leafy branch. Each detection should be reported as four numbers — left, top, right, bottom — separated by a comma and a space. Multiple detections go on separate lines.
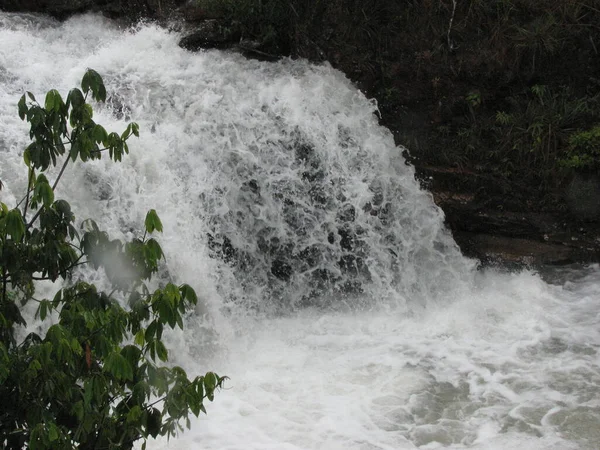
0, 70, 224, 450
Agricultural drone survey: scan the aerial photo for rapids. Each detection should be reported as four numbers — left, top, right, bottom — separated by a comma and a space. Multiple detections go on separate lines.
1, 12, 599, 449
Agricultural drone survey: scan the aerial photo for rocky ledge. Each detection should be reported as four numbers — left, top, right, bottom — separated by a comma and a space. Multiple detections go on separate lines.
417, 165, 600, 265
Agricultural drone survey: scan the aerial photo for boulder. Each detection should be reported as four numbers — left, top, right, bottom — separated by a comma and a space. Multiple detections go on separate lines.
179, 19, 240, 51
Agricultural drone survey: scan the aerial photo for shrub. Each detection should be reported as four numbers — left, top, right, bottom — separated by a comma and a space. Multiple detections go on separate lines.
0, 70, 225, 449
561, 125, 600, 171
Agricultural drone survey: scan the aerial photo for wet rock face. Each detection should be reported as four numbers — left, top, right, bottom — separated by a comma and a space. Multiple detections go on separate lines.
565, 173, 600, 221
419, 166, 600, 265
0, 0, 186, 20
179, 19, 241, 51
0, 0, 92, 18
202, 135, 380, 307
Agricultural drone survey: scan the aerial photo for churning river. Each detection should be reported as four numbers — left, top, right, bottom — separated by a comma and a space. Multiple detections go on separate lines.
1, 12, 599, 450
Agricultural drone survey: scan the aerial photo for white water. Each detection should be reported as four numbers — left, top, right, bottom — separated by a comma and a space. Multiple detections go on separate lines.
1, 13, 599, 450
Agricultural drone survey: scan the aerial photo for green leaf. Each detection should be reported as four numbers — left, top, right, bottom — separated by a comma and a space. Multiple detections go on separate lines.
48, 423, 59, 442
155, 340, 168, 362
38, 181, 54, 207
121, 345, 142, 367
204, 372, 217, 391
72, 401, 84, 421
37, 300, 51, 321
93, 124, 108, 144
6, 208, 25, 241
180, 284, 198, 305
1, 70, 225, 447
121, 123, 132, 140
66, 88, 85, 125
23, 148, 31, 167
134, 329, 145, 346
52, 289, 63, 307
126, 405, 143, 424
81, 69, 106, 102
145, 238, 163, 262
104, 351, 134, 380
83, 103, 94, 122
144, 209, 163, 234
45, 89, 64, 112
18, 94, 28, 120
146, 407, 162, 438
145, 321, 158, 342
83, 379, 94, 407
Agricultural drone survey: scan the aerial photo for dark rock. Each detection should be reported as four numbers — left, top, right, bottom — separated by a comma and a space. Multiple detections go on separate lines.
422, 166, 600, 265
338, 225, 355, 251
295, 143, 314, 163
453, 232, 593, 266
0, 0, 185, 21
179, 19, 240, 51
338, 254, 370, 279
308, 184, 328, 206
298, 245, 321, 267
327, 231, 335, 244
565, 173, 600, 221
241, 179, 260, 195
0, 0, 92, 18
207, 233, 236, 264
176, 3, 220, 22
271, 259, 292, 281
337, 204, 356, 222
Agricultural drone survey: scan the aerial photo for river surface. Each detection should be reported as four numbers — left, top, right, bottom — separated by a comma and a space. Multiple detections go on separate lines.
1, 12, 599, 450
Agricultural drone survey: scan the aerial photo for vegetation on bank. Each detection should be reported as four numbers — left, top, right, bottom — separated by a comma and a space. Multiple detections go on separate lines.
0, 70, 224, 449
192, 0, 600, 208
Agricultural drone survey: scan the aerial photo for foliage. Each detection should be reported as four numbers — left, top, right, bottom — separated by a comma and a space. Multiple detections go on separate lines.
493, 85, 595, 177
430, 84, 598, 198
561, 125, 600, 171
0, 70, 225, 449
194, 0, 294, 52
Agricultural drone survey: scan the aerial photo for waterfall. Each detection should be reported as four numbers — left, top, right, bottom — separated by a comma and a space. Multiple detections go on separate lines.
1, 12, 599, 450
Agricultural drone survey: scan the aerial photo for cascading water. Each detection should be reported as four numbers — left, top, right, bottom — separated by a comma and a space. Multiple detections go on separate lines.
1, 12, 600, 450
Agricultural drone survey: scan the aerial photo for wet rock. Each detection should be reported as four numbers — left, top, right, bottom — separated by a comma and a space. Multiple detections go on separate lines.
338, 254, 370, 279
0, 0, 184, 20
337, 204, 356, 222
271, 259, 292, 281
179, 19, 240, 51
454, 233, 577, 265
295, 142, 314, 162
207, 233, 236, 264
0, 0, 92, 18
565, 173, 600, 221
308, 184, 328, 206
298, 245, 322, 267
338, 225, 355, 251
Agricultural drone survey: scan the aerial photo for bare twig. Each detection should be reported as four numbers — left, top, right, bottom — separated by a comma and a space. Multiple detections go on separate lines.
447, 0, 458, 51
590, 35, 598, 55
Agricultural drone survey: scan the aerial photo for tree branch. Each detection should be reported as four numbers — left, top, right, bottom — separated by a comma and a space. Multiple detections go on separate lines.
52, 154, 71, 191
447, 0, 457, 51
